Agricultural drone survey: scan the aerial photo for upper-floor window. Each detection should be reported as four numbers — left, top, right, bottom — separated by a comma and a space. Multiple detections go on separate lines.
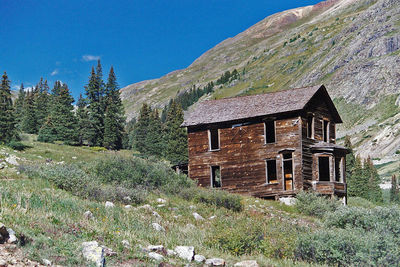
265, 159, 277, 184
264, 121, 276, 144
323, 120, 329, 142
307, 115, 314, 139
209, 129, 220, 151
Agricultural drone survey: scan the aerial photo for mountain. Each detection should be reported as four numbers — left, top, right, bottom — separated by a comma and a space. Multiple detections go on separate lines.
121, 0, 400, 179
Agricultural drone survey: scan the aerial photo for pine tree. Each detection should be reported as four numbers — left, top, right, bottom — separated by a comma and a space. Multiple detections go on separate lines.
133, 103, 151, 154
364, 157, 383, 203
38, 82, 77, 144
0, 72, 18, 143
85, 65, 104, 146
34, 78, 51, 131
14, 83, 25, 130
347, 156, 368, 198
164, 100, 188, 164
76, 94, 90, 145
390, 175, 400, 203
145, 109, 164, 157
21, 90, 37, 133
103, 66, 125, 150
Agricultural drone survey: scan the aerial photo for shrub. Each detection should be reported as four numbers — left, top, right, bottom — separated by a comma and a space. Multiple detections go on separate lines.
179, 187, 243, 212
89, 146, 107, 152
7, 140, 29, 151
294, 191, 341, 218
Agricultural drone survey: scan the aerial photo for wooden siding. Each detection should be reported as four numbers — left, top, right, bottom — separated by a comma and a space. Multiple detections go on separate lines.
188, 117, 302, 197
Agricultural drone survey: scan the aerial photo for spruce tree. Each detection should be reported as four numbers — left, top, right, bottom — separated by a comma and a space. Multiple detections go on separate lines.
85, 65, 104, 146
103, 66, 125, 150
164, 100, 188, 164
76, 94, 90, 145
21, 90, 37, 133
133, 103, 151, 154
364, 157, 383, 203
0, 72, 17, 143
34, 78, 51, 131
390, 175, 400, 203
14, 83, 25, 130
38, 82, 77, 144
146, 109, 164, 157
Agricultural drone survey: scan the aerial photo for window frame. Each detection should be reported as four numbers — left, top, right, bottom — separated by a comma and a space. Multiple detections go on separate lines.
282, 152, 294, 191
210, 165, 222, 188
335, 157, 344, 182
264, 120, 276, 144
322, 120, 330, 143
306, 115, 315, 139
265, 158, 278, 184
318, 156, 331, 182
208, 129, 220, 151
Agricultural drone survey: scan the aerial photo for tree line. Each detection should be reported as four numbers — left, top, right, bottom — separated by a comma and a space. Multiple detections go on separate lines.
0, 60, 125, 150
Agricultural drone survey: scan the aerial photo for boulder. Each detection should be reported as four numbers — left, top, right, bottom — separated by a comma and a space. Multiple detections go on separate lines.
157, 198, 167, 203
152, 211, 162, 219
148, 252, 164, 261
139, 204, 153, 211
124, 205, 133, 210
42, 259, 52, 266
174, 246, 195, 261
102, 245, 117, 257
6, 228, 17, 244
123, 196, 132, 202
147, 245, 165, 253
205, 258, 225, 266
84, 211, 93, 220
279, 197, 296, 206
166, 249, 176, 256
194, 254, 206, 263
234, 260, 259, 267
105, 201, 114, 208
0, 260, 7, 267
192, 212, 204, 221
81, 241, 105, 267
5, 155, 19, 166
152, 223, 165, 232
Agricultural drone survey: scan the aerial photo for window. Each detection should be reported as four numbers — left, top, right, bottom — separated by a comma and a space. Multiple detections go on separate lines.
283, 153, 293, 190
211, 166, 221, 188
209, 129, 220, 150
335, 157, 343, 182
266, 159, 277, 184
307, 116, 314, 139
264, 121, 276, 144
318, 157, 330, 181
323, 120, 329, 142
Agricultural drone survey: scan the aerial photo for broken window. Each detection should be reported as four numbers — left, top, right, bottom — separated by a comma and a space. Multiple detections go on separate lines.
211, 166, 221, 188
335, 157, 343, 182
209, 129, 220, 150
266, 159, 277, 184
323, 120, 329, 142
283, 153, 293, 190
264, 121, 276, 144
307, 116, 314, 139
319, 157, 330, 181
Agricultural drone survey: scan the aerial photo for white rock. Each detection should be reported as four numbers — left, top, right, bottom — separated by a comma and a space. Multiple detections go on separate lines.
42, 258, 52, 266
123, 196, 131, 202
5, 155, 19, 166
205, 258, 225, 266
105, 201, 114, 208
139, 204, 152, 211
234, 260, 259, 267
147, 245, 164, 252
84, 211, 93, 220
209, 216, 216, 220
121, 240, 130, 248
152, 223, 165, 232
148, 252, 164, 261
81, 241, 105, 267
174, 246, 195, 261
189, 205, 196, 209
279, 197, 296, 206
124, 205, 132, 209
7, 228, 17, 244
194, 254, 206, 263
157, 204, 166, 208
157, 198, 166, 203
152, 211, 162, 219
193, 212, 204, 221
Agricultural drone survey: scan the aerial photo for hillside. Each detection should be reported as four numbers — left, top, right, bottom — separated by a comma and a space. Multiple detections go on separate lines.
120, 0, 400, 179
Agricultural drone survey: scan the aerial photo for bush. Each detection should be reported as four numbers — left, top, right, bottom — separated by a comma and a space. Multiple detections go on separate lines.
89, 146, 107, 152
295, 191, 341, 218
179, 187, 243, 212
7, 140, 29, 151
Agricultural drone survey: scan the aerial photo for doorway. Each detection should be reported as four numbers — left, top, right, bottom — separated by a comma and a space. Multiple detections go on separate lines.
283, 153, 293, 190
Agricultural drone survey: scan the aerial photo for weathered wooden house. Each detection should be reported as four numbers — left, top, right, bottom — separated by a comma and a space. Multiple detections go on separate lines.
181, 85, 348, 200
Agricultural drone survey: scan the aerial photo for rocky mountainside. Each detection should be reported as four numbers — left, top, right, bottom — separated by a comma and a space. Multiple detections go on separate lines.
121, 0, 400, 178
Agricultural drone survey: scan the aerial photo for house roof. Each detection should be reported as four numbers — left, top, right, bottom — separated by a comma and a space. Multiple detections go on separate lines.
182, 85, 342, 127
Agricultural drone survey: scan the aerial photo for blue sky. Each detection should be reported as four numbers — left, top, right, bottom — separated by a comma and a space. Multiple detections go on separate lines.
1, 0, 321, 100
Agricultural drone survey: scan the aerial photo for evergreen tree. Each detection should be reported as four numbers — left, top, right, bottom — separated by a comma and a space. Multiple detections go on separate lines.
145, 109, 164, 157
364, 157, 383, 203
34, 78, 51, 131
390, 175, 400, 203
164, 100, 188, 164
38, 82, 77, 144
103, 66, 125, 150
133, 103, 151, 154
21, 90, 37, 133
85, 65, 104, 146
0, 72, 17, 143
76, 94, 90, 145
14, 83, 25, 130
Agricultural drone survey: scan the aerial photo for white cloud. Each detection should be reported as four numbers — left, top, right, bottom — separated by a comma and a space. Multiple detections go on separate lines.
82, 55, 101, 62
51, 69, 59, 76
24, 86, 33, 92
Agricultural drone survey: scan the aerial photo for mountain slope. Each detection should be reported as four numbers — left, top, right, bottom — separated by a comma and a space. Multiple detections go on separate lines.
121, 0, 400, 178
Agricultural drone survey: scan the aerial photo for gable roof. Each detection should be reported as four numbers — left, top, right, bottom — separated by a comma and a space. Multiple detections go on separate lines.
182, 85, 342, 127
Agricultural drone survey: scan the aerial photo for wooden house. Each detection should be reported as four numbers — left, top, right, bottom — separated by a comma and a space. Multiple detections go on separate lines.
181, 85, 348, 200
